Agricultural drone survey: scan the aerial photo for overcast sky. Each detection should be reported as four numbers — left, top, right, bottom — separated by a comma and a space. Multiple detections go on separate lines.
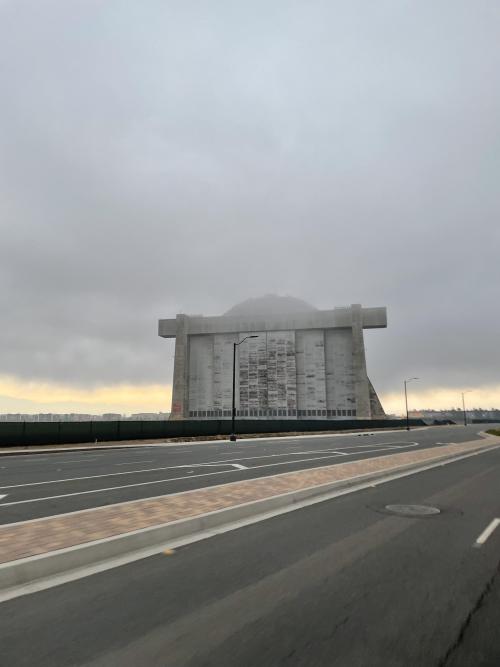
1, 1, 499, 415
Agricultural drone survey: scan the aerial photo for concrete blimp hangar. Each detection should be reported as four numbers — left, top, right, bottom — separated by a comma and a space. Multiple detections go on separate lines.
159, 296, 387, 421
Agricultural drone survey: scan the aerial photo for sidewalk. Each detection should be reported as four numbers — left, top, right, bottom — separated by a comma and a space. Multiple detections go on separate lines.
1, 435, 499, 568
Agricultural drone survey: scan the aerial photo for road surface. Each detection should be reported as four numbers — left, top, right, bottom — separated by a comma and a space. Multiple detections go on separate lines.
1, 434, 500, 665
0, 424, 490, 524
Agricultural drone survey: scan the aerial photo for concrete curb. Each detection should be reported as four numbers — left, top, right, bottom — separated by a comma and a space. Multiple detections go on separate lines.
1, 436, 499, 594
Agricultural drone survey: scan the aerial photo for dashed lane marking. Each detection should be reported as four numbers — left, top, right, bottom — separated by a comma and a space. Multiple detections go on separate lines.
474, 518, 500, 547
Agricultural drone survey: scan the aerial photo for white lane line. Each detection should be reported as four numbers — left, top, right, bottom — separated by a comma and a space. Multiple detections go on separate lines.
309, 442, 416, 450
0, 445, 419, 506
0, 449, 371, 488
230, 463, 248, 470
473, 518, 500, 547
205, 449, 350, 464
0, 462, 236, 489
59, 458, 103, 463
0, 470, 246, 506
0, 443, 419, 490
152, 441, 416, 465
169, 463, 234, 469
115, 460, 154, 466
157, 442, 418, 463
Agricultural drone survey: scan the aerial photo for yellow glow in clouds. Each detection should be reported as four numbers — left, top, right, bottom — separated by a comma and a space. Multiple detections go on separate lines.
380, 385, 500, 416
0, 375, 172, 415
1, 374, 499, 418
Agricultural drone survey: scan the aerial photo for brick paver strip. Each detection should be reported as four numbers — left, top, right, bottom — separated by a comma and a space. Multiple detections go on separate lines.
0, 438, 498, 564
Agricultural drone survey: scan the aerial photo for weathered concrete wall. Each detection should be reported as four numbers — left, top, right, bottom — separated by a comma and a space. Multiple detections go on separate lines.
212, 334, 237, 414
369, 379, 386, 419
296, 330, 326, 414
238, 333, 267, 412
351, 304, 371, 419
325, 329, 356, 415
188, 335, 213, 414
266, 331, 297, 413
170, 315, 189, 421
187, 328, 362, 418
162, 303, 387, 420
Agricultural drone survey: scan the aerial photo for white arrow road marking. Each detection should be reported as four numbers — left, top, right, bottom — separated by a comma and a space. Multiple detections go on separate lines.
0, 495, 7, 501
230, 463, 248, 470
474, 518, 500, 547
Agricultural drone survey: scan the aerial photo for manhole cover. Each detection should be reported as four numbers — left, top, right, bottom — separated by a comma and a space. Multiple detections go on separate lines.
384, 504, 440, 517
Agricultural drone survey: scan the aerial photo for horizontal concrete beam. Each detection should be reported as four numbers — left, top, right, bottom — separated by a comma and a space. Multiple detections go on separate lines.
159, 306, 387, 338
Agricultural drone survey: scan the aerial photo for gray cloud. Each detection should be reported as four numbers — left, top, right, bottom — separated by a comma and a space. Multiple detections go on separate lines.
1, 0, 499, 396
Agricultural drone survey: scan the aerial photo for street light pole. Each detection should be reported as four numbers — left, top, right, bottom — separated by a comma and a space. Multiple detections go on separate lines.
230, 335, 258, 442
404, 377, 419, 431
462, 391, 471, 427
231, 342, 237, 439
404, 380, 409, 431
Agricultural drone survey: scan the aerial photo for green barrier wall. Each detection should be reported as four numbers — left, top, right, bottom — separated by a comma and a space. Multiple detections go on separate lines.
0, 418, 427, 447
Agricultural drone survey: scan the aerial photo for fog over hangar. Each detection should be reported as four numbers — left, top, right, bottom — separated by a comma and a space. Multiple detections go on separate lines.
159, 296, 387, 421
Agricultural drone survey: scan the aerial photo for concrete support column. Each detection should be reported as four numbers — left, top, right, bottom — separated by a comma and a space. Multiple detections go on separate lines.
351, 304, 371, 419
170, 315, 189, 420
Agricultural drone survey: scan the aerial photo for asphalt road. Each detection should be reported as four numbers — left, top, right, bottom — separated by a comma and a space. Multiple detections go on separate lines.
0, 424, 495, 524
2, 438, 500, 666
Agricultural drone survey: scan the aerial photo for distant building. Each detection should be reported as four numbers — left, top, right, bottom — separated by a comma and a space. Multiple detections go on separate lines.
409, 408, 500, 422
101, 413, 123, 421
159, 295, 387, 420
0, 412, 171, 422
127, 412, 171, 421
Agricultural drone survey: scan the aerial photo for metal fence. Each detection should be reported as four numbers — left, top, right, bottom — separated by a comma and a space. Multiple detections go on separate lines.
0, 418, 427, 447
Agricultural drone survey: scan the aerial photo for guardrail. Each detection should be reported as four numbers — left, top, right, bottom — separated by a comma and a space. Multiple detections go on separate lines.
0, 418, 427, 447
